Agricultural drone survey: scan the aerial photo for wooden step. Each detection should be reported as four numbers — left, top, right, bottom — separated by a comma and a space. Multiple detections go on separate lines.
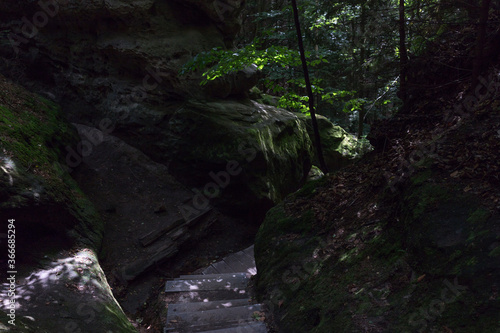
197, 322, 267, 333
203, 259, 256, 275
173, 289, 252, 304
242, 245, 255, 258
165, 274, 249, 293
168, 299, 253, 315
164, 245, 266, 333
166, 304, 262, 332
178, 273, 249, 280
225, 248, 255, 264
221, 251, 255, 273
202, 245, 257, 276
203, 260, 235, 275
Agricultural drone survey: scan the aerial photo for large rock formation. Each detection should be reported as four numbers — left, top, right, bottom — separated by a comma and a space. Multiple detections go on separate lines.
166, 100, 313, 216
0, 1, 316, 330
255, 168, 500, 332
0, 75, 102, 250
0, 75, 135, 332
0, 0, 312, 216
0, 0, 242, 113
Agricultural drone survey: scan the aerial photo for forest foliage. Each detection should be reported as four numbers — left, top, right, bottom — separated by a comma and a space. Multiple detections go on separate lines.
181, 0, 498, 137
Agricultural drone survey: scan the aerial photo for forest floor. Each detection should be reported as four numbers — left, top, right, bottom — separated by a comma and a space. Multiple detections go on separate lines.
289, 80, 500, 237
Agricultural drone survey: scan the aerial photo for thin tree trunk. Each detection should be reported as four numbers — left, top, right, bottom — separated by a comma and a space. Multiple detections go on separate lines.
358, 104, 365, 139
399, 0, 408, 111
472, 0, 491, 87
358, 4, 367, 139
290, 0, 329, 173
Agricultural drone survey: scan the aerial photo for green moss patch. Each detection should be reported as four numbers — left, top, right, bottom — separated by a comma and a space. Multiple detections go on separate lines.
0, 75, 103, 250
467, 208, 491, 225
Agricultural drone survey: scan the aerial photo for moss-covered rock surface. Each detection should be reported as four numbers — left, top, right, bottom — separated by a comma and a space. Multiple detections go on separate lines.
166, 100, 313, 216
0, 249, 137, 332
255, 82, 500, 332
0, 74, 103, 249
297, 113, 368, 171
0, 74, 136, 332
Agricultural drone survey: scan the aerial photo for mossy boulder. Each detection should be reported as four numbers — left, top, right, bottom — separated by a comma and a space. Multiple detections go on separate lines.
254, 177, 363, 333
0, 75, 102, 249
249, 88, 280, 107
254, 167, 500, 332
0, 75, 136, 332
166, 100, 313, 217
0, 249, 137, 332
297, 113, 367, 171
394, 174, 500, 332
203, 64, 262, 99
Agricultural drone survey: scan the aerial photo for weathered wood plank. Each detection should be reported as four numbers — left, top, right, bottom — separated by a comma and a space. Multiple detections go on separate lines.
174, 289, 253, 304
179, 273, 247, 280
242, 245, 255, 260
202, 260, 234, 275
165, 275, 249, 293
167, 305, 262, 332
199, 323, 268, 333
203, 265, 220, 275
168, 299, 252, 315
164, 244, 266, 332
223, 252, 256, 274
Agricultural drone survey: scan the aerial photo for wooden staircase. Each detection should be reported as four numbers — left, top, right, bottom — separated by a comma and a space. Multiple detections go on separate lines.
164, 246, 266, 333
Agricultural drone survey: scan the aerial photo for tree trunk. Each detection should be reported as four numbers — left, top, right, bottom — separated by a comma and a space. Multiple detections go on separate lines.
290, 0, 329, 173
399, 0, 408, 111
358, 104, 365, 139
472, 0, 492, 87
358, 4, 367, 139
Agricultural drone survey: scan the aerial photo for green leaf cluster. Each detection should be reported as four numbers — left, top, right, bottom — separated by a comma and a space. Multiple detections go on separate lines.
179, 39, 327, 87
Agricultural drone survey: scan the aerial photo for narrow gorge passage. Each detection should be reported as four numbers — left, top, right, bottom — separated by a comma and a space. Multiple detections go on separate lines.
71, 124, 262, 331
